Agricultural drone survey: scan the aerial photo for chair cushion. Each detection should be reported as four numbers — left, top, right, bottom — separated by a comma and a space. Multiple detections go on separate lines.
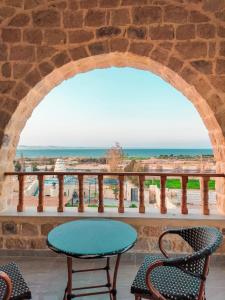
0, 262, 31, 300
131, 255, 201, 300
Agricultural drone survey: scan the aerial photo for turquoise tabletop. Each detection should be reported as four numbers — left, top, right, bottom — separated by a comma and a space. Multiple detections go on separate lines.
47, 219, 137, 258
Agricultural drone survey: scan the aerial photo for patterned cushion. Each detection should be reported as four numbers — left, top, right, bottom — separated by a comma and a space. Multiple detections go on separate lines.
0, 262, 31, 300
131, 255, 201, 300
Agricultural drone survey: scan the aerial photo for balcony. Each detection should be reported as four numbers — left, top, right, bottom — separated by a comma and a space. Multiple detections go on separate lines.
1, 171, 225, 299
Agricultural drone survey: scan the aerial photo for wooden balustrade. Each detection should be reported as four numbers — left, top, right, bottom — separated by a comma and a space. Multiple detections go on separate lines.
181, 176, 188, 215
98, 175, 104, 213
78, 174, 84, 213
160, 175, 167, 214
58, 175, 64, 213
139, 175, 145, 213
4, 171, 225, 216
118, 175, 125, 213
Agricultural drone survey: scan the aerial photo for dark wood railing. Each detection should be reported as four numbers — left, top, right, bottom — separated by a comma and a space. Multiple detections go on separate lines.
4, 171, 225, 215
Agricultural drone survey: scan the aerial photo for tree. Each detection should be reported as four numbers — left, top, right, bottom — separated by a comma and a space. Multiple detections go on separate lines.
14, 161, 22, 172
124, 159, 147, 186
106, 142, 124, 172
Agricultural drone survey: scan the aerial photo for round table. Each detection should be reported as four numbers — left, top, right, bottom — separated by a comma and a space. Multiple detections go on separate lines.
47, 219, 137, 300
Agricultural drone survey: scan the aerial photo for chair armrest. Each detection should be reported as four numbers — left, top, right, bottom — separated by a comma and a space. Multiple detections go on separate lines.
145, 260, 167, 300
159, 229, 181, 258
0, 271, 13, 300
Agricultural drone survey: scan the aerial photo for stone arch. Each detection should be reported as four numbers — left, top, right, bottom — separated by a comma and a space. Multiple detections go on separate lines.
0, 0, 225, 211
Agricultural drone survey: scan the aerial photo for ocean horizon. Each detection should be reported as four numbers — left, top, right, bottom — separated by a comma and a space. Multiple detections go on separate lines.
16, 147, 213, 159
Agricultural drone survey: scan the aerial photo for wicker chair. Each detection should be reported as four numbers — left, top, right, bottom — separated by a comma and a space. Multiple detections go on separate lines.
131, 226, 222, 300
0, 262, 31, 300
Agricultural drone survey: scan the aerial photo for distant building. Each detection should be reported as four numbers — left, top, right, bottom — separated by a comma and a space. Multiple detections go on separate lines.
54, 159, 66, 172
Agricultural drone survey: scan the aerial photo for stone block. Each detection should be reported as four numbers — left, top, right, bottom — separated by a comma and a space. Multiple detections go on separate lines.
30, 238, 47, 249
24, 29, 42, 44
216, 59, 225, 75
2, 63, 11, 78
69, 30, 94, 43
0, 81, 15, 94
44, 29, 66, 45
191, 60, 212, 74
99, 0, 120, 7
111, 8, 130, 25
197, 24, 215, 39
24, 0, 44, 10
175, 41, 207, 59
132, 6, 161, 24
80, 0, 97, 9
22, 223, 39, 236
38, 62, 54, 76
129, 42, 153, 56
110, 38, 129, 52
0, 44, 7, 61
51, 51, 71, 67
127, 26, 147, 39
32, 9, 60, 27
85, 9, 106, 27
190, 10, 209, 23
2, 222, 17, 235
25, 69, 42, 87
13, 63, 32, 79
10, 45, 35, 61
164, 5, 188, 23
69, 46, 89, 60
12, 82, 29, 100
176, 24, 195, 40
88, 41, 109, 55
8, 13, 30, 26
96, 26, 121, 38
36, 46, 57, 61
2, 28, 21, 43
167, 56, 183, 72
63, 11, 83, 28
5, 238, 29, 249
219, 42, 225, 57
149, 25, 174, 40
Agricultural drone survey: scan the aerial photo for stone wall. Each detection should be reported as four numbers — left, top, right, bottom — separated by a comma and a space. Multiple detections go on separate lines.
0, 0, 225, 211
0, 215, 224, 255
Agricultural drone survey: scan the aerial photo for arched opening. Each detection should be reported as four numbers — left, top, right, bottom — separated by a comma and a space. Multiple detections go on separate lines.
1, 53, 225, 212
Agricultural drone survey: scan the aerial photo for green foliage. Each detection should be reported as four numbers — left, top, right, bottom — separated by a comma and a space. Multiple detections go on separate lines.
144, 179, 215, 190
14, 161, 22, 172
129, 203, 137, 208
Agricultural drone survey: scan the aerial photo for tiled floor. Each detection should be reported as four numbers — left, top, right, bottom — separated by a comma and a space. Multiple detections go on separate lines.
0, 255, 225, 300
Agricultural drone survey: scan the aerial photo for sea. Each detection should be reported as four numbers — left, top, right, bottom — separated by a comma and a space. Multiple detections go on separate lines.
16, 147, 213, 159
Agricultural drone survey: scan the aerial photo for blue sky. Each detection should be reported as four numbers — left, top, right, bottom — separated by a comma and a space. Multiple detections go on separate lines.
19, 67, 211, 148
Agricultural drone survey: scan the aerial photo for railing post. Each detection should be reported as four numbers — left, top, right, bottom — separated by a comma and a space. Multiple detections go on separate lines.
139, 175, 145, 213
58, 175, 64, 212
17, 175, 24, 212
181, 176, 188, 214
200, 176, 210, 215
118, 175, 124, 213
78, 174, 84, 212
160, 175, 167, 214
98, 175, 104, 213
37, 174, 44, 212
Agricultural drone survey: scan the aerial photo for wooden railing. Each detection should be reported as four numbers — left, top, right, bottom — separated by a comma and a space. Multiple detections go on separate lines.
4, 171, 225, 215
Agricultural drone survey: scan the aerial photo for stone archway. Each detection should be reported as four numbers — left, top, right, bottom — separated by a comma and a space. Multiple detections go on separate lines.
0, 0, 225, 212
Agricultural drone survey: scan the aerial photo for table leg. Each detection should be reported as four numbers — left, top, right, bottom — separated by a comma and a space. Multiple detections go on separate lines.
64, 256, 73, 300
111, 254, 121, 300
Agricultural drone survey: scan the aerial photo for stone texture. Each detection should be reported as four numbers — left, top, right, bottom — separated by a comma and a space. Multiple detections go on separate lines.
127, 26, 146, 39
111, 9, 130, 25
51, 51, 70, 67
197, 24, 215, 39
191, 60, 212, 74
23, 29, 42, 44
149, 25, 174, 40
96, 26, 121, 38
69, 30, 94, 43
69, 46, 89, 60
21, 223, 39, 236
110, 38, 129, 52
38, 61, 54, 76
85, 9, 106, 27
164, 5, 188, 23
8, 13, 30, 26
132, 6, 161, 24
175, 42, 207, 59
129, 42, 153, 56
2, 28, 21, 43
2, 222, 17, 235
13, 63, 32, 79
190, 10, 210, 23
24, 69, 42, 87
176, 24, 195, 40
63, 11, 83, 28
80, 0, 97, 9
88, 41, 109, 55
32, 9, 60, 27
216, 59, 225, 75
44, 29, 67, 45
10, 46, 35, 61
1, 63, 11, 78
